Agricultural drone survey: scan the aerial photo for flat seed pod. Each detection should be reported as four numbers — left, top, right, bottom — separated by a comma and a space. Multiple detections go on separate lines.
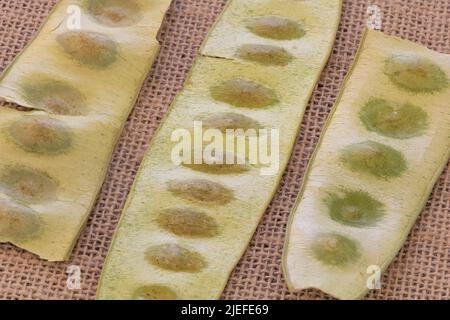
284, 30, 450, 299
0, 0, 171, 261
97, 0, 342, 300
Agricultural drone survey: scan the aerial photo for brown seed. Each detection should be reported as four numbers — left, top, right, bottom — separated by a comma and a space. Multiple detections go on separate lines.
145, 244, 206, 273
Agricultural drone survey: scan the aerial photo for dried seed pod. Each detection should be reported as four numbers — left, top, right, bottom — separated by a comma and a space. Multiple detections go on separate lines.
87, 0, 142, 27
0, 167, 57, 203
340, 141, 407, 179
236, 44, 294, 66
145, 244, 207, 273
21, 76, 86, 115
246, 16, 306, 40
384, 54, 448, 93
0, 198, 41, 242
8, 115, 73, 154
359, 98, 428, 139
211, 79, 279, 108
132, 285, 177, 300
57, 31, 118, 68
167, 179, 234, 205
284, 30, 450, 300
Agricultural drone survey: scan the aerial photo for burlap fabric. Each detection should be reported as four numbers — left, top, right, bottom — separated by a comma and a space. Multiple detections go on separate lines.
0, 0, 448, 300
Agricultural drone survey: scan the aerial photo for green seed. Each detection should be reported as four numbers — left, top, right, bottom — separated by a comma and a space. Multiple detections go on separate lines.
21, 76, 86, 115
0, 167, 57, 203
236, 44, 294, 66
183, 151, 251, 174
157, 207, 219, 238
211, 79, 279, 108
87, 0, 142, 27
360, 98, 428, 139
311, 233, 360, 267
325, 189, 385, 227
199, 112, 261, 133
0, 198, 41, 241
132, 285, 177, 300
145, 244, 206, 273
384, 54, 448, 93
167, 179, 234, 205
8, 115, 73, 155
57, 31, 118, 68
341, 141, 407, 179
246, 16, 306, 40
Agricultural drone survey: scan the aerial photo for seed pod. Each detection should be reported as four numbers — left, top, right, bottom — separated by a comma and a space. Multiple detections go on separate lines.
8, 115, 73, 155
57, 31, 118, 68
284, 30, 450, 300
0, 0, 171, 261
97, 0, 343, 299
0, 198, 41, 242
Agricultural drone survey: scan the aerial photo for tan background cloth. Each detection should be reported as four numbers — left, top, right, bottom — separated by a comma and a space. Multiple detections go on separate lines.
0, 0, 448, 300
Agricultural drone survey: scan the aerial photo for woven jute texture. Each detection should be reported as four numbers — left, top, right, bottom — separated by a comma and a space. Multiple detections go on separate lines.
0, 0, 448, 300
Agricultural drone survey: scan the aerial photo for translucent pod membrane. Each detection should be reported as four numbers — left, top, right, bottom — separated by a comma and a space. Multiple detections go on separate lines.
8, 115, 73, 155
0, 167, 57, 203
156, 207, 219, 238
145, 244, 207, 273
325, 189, 385, 227
246, 16, 306, 40
21, 76, 86, 115
311, 233, 360, 267
211, 79, 279, 108
0, 198, 41, 241
236, 44, 294, 66
133, 285, 177, 300
340, 141, 407, 179
384, 54, 449, 93
359, 98, 428, 139
199, 112, 261, 133
167, 179, 234, 205
57, 31, 118, 68
87, 0, 142, 27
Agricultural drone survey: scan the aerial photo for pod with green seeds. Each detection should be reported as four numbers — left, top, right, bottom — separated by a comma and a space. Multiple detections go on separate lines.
97, 0, 342, 300
284, 30, 450, 300
0, 0, 171, 261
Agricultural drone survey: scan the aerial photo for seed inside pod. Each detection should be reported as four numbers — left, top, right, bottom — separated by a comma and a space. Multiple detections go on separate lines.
157, 207, 219, 238
21, 76, 86, 115
311, 233, 360, 267
360, 98, 428, 139
341, 141, 407, 179
199, 112, 261, 133
145, 244, 206, 273
211, 79, 279, 108
384, 54, 448, 93
325, 189, 385, 227
167, 179, 234, 205
182, 150, 251, 174
57, 31, 118, 68
87, 0, 142, 27
236, 44, 294, 66
8, 115, 73, 155
132, 285, 177, 300
0, 198, 41, 241
246, 16, 306, 40
0, 167, 57, 203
